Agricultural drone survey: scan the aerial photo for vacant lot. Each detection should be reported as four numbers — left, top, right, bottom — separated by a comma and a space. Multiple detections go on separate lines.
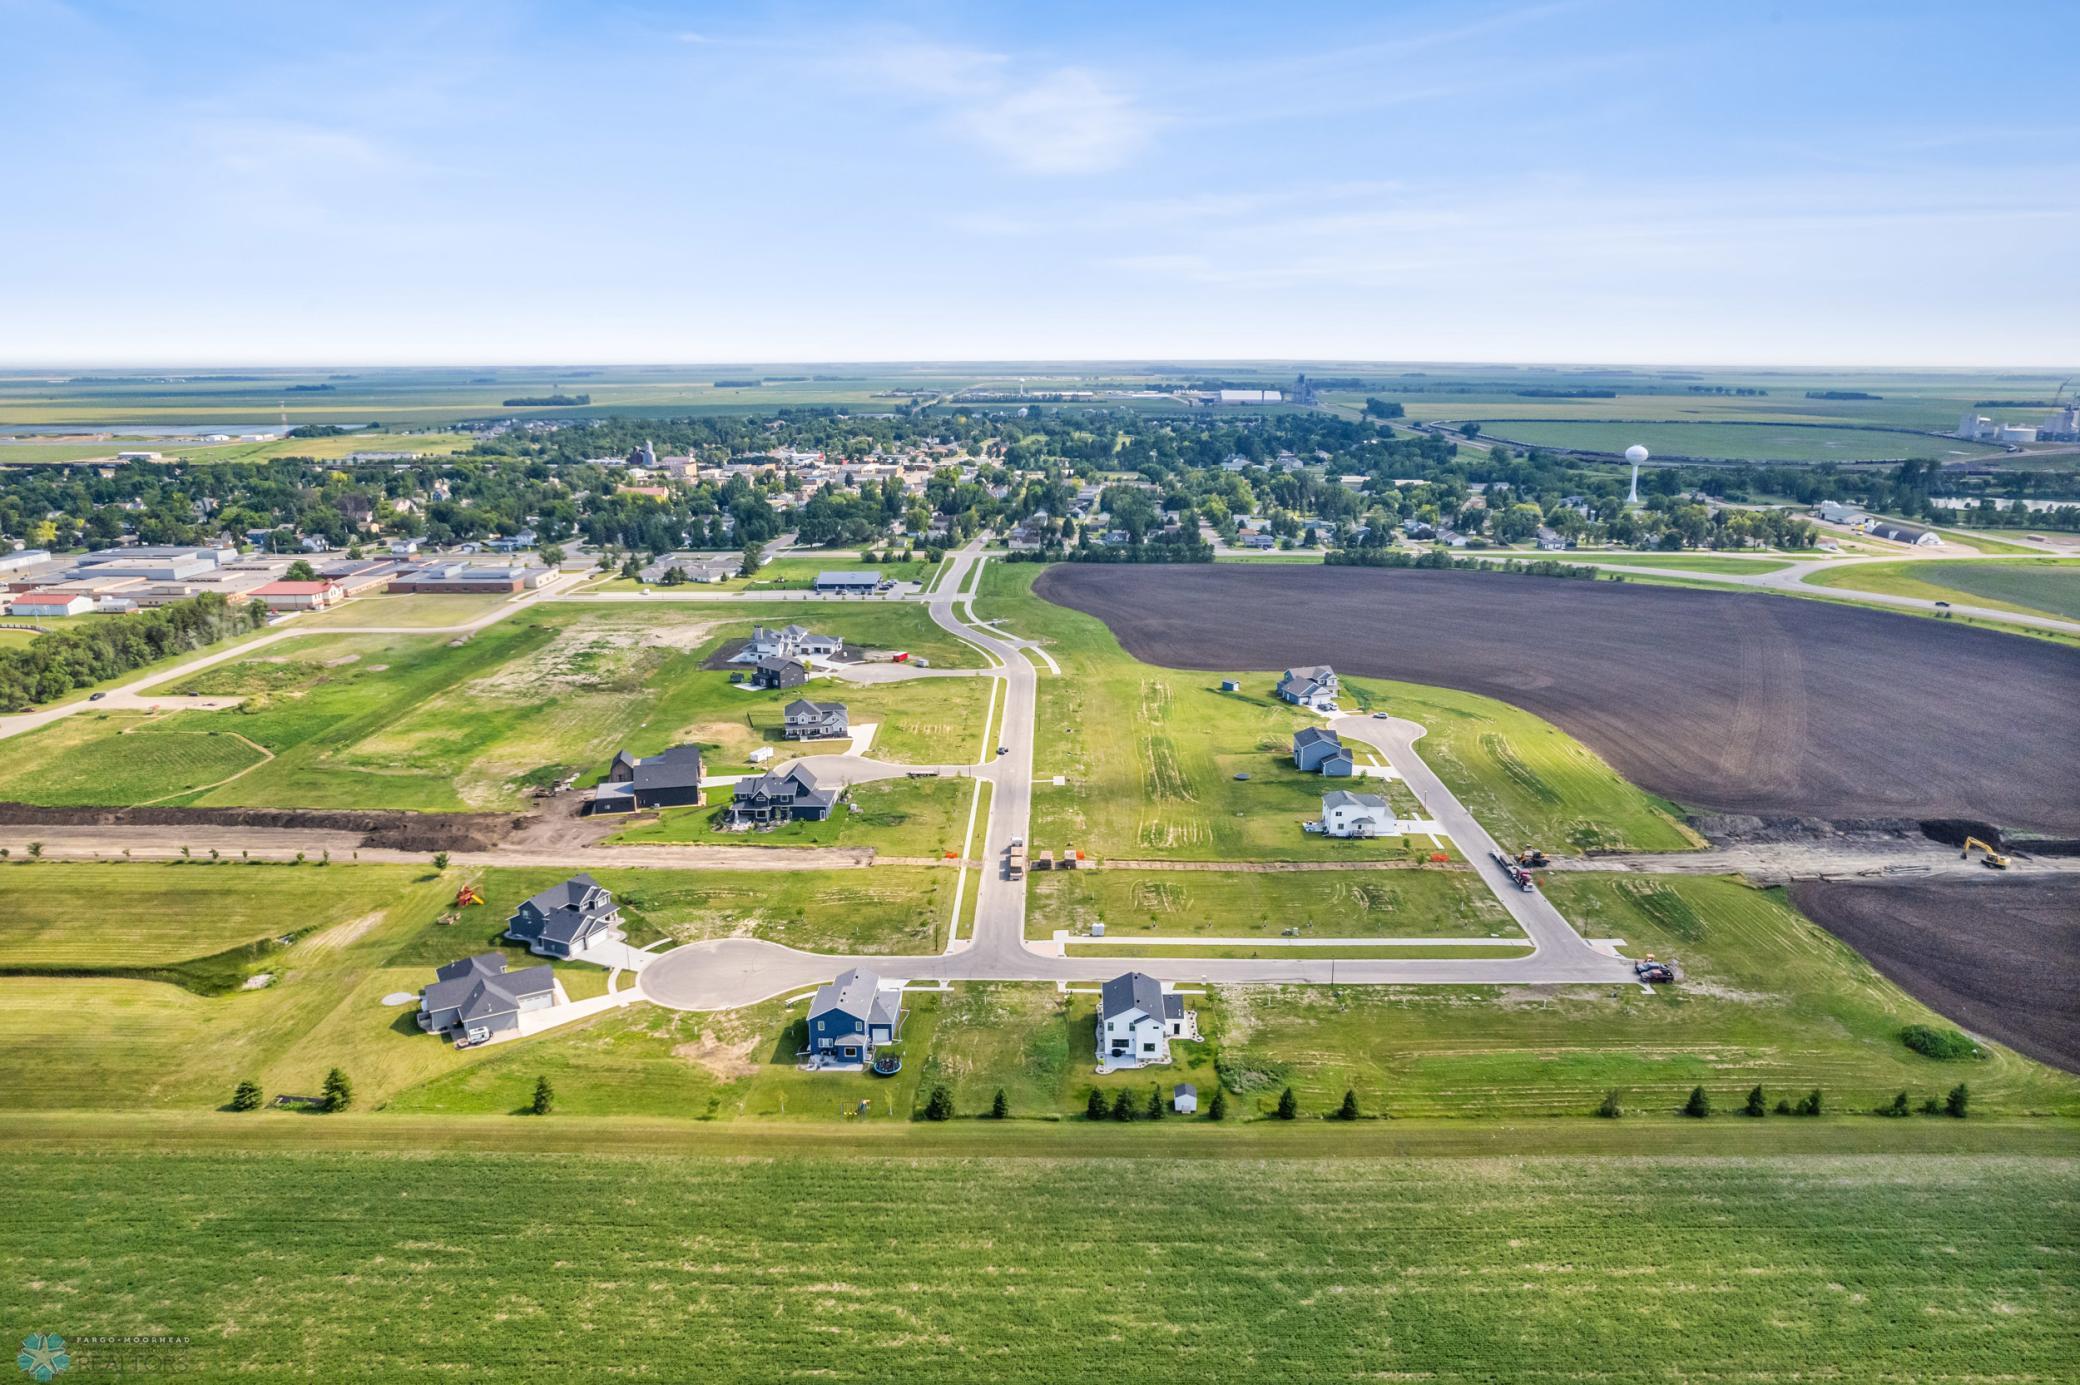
1036, 564, 2080, 835
5, 1148, 2071, 1381
1805, 557, 2080, 620
614, 774, 977, 856
1791, 878, 2080, 1074
1028, 867, 1516, 940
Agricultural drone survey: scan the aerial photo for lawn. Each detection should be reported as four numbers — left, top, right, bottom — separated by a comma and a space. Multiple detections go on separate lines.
0, 604, 990, 810
613, 773, 979, 857
1574, 552, 1795, 573
1803, 557, 2080, 620
1028, 867, 1517, 940
0, 861, 954, 1114
598, 554, 936, 594
1208, 873, 2080, 1120
296, 592, 514, 629
4, 1147, 2072, 1381
980, 559, 1693, 858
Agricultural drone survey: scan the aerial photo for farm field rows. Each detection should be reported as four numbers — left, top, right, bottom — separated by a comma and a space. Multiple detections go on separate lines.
1802, 557, 2080, 620
1460, 418, 2006, 463
5, 1147, 2072, 1381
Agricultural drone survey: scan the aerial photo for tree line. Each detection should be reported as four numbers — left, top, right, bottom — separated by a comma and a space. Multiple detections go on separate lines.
0, 592, 269, 711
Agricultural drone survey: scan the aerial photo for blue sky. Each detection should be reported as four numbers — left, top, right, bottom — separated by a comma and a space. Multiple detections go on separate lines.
3, 0, 2075, 366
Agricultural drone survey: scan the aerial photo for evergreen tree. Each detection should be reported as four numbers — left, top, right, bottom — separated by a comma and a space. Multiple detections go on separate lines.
1111, 1089, 1136, 1122
1276, 1087, 1298, 1120
1945, 1083, 1970, 1119
1683, 1086, 1711, 1118
322, 1067, 353, 1113
1337, 1089, 1360, 1121
531, 1076, 555, 1116
1146, 1086, 1166, 1120
1596, 1090, 1623, 1119
990, 1089, 1008, 1120
1886, 1091, 1910, 1117
1744, 1085, 1767, 1117
924, 1085, 954, 1121
1920, 1096, 1942, 1115
1798, 1088, 1824, 1117
231, 1080, 262, 1112
1086, 1088, 1107, 1121
1774, 1098, 1793, 1115
1207, 1087, 1227, 1121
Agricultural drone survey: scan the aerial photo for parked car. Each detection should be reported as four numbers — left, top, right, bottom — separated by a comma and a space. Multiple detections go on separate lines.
88, 692, 106, 701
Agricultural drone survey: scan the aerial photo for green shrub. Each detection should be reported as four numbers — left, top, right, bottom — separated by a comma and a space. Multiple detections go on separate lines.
1902, 1025, 1981, 1061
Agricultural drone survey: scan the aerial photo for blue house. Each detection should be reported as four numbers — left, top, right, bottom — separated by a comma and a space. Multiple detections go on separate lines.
504, 874, 624, 959
804, 967, 905, 1064
1292, 726, 1353, 776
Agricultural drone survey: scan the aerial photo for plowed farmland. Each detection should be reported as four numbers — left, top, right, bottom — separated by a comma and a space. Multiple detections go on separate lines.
1036, 565, 2080, 834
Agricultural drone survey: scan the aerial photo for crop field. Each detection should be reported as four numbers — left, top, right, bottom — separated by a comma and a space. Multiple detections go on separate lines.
613, 774, 978, 856
0, 605, 986, 810
1028, 867, 1517, 941
1032, 563, 2080, 836
5, 1147, 2073, 1381
0, 861, 953, 1113
1465, 418, 2007, 463
1803, 557, 2080, 620
980, 564, 1692, 859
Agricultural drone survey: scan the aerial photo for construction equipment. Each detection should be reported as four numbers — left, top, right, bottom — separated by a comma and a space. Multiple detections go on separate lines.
1516, 849, 1550, 869
453, 883, 487, 907
1960, 837, 2012, 870
1634, 957, 1676, 984
1491, 850, 1537, 893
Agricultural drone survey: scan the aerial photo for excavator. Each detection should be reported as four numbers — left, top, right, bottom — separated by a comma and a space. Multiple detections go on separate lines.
1960, 837, 2012, 870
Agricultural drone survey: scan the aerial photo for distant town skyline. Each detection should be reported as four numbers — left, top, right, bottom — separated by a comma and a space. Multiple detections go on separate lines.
4, 1, 2075, 367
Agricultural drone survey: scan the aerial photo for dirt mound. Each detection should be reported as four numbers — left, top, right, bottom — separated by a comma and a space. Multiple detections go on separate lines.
0, 802, 517, 852
1037, 565, 2080, 835
1790, 878, 2080, 1074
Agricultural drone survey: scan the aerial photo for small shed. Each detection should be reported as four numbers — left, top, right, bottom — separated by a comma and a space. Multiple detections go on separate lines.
1059, 847, 1081, 870
1174, 1083, 1199, 1114
1219, 679, 1240, 692
1035, 850, 1054, 871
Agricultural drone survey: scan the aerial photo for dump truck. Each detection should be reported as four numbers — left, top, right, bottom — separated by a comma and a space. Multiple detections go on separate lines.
1961, 837, 2012, 870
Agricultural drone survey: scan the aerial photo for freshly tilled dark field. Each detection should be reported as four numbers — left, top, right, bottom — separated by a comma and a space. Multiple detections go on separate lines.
1037, 565, 2080, 834
1790, 878, 2080, 1073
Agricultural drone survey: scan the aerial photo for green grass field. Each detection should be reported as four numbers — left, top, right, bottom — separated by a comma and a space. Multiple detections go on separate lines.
1803, 558, 2080, 620
1575, 552, 1795, 573
613, 774, 979, 857
1029, 867, 1517, 940
979, 563, 1694, 859
1462, 418, 2009, 463
0, 604, 989, 811
4, 1145, 2071, 1381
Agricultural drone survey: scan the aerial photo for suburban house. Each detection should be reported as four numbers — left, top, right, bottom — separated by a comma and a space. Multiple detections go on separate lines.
248, 579, 344, 611
1321, 789, 1393, 838
728, 764, 839, 825
417, 952, 557, 1045
739, 624, 842, 662
1276, 665, 1340, 711
783, 698, 849, 741
1292, 726, 1354, 776
813, 570, 882, 596
1097, 971, 1193, 1068
1174, 1083, 1199, 1114
591, 744, 704, 814
1535, 526, 1568, 551
503, 874, 624, 958
803, 966, 906, 1064
752, 656, 808, 690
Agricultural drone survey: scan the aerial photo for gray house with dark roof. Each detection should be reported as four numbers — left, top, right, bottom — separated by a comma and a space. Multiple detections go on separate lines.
752, 656, 808, 690
812, 571, 882, 596
783, 698, 849, 741
417, 952, 558, 1045
1098, 971, 1190, 1068
593, 744, 705, 813
504, 874, 624, 958
804, 966, 906, 1063
1292, 726, 1353, 775
1276, 665, 1339, 710
728, 764, 839, 825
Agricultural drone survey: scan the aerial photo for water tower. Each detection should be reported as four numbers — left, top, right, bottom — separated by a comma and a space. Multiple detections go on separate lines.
1625, 444, 1648, 505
